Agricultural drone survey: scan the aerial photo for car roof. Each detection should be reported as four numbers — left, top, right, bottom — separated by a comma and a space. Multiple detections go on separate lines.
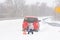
25, 16, 37, 18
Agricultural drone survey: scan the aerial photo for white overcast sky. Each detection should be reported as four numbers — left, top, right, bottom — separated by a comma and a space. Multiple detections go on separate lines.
0, 0, 56, 7
0, 0, 6, 3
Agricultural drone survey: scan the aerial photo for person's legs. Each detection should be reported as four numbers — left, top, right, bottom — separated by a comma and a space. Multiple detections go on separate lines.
32, 31, 33, 34
28, 30, 30, 34
30, 29, 33, 34
28, 29, 34, 34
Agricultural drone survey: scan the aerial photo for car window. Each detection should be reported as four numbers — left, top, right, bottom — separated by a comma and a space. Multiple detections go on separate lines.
24, 17, 38, 23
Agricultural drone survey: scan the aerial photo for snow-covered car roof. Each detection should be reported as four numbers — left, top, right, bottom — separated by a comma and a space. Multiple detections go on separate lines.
25, 16, 37, 18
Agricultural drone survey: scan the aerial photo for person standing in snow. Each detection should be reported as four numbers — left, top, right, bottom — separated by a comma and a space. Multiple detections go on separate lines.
27, 23, 34, 34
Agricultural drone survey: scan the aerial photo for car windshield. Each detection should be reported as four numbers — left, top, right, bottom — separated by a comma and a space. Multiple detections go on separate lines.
24, 17, 38, 23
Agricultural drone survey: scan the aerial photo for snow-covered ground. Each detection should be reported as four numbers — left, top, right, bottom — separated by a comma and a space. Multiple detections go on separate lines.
0, 17, 60, 40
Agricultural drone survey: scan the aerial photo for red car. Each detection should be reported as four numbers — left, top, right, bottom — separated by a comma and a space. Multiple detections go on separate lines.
22, 16, 40, 32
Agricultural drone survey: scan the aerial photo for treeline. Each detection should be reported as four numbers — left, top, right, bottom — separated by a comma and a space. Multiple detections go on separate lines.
0, 0, 56, 19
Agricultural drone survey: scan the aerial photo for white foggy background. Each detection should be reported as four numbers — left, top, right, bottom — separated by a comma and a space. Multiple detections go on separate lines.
0, 0, 60, 20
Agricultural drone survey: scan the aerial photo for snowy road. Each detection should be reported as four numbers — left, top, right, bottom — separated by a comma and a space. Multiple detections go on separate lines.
0, 17, 60, 40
